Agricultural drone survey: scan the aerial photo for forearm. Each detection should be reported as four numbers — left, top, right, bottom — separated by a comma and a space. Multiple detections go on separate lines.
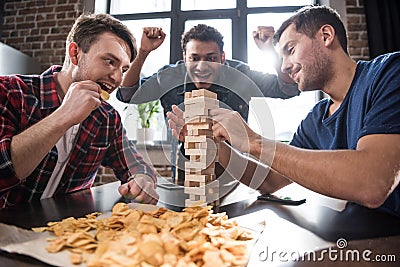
121, 49, 151, 87
11, 109, 71, 179
251, 135, 400, 208
218, 141, 290, 192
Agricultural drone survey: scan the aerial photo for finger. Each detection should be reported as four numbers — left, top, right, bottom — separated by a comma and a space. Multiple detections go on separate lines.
118, 182, 130, 196
209, 108, 229, 117
212, 122, 228, 142
167, 110, 184, 128
171, 104, 184, 116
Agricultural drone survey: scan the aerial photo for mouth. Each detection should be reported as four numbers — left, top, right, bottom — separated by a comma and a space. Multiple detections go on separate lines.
96, 81, 114, 93
192, 72, 213, 82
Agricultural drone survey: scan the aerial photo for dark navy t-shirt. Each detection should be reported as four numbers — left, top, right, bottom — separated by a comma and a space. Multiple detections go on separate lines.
290, 52, 400, 216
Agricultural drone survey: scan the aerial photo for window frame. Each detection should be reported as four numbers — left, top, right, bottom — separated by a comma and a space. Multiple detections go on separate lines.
107, 0, 319, 63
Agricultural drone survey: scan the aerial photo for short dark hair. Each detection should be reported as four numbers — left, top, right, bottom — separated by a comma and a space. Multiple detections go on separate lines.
274, 5, 348, 54
181, 24, 224, 53
64, 13, 137, 66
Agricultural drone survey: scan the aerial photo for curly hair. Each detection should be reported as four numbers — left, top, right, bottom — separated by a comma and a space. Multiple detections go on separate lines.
181, 24, 224, 53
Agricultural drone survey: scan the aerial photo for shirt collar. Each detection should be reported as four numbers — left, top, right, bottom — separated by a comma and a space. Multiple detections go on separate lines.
39, 65, 63, 109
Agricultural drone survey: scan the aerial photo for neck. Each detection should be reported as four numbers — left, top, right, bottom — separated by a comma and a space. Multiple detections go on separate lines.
324, 55, 357, 103
54, 71, 71, 101
324, 54, 357, 115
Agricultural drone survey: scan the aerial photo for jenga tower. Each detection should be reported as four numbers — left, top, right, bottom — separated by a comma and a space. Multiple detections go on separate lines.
184, 89, 219, 207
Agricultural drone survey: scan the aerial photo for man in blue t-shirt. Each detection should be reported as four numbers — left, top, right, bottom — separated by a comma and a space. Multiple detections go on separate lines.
179, 6, 399, 216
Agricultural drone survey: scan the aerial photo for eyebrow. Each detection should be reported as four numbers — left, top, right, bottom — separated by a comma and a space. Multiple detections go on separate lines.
188, 52, 219, 56
103, 52, 130, 68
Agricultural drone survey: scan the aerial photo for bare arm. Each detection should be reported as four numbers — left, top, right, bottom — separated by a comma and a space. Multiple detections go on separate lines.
211, 108, 400, 208
122, 27, 166, 87
11, 81, 102, 179
253, 26, 294, 84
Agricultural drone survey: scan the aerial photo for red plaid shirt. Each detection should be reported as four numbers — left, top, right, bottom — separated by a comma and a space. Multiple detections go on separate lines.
0, 66, 157, 208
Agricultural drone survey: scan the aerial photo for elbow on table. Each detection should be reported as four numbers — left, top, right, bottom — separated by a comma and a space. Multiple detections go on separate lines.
357, 187, 391, 209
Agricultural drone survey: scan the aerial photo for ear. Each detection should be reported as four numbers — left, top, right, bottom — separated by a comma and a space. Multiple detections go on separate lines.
221, 51, 226, 64
320, 24, 335, 48
68, 42, 80, 65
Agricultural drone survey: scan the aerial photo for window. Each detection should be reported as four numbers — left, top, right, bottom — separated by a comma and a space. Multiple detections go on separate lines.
100, 0, 319, 142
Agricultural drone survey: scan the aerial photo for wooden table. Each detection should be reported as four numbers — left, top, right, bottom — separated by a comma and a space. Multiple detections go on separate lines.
0, 180, 399, 266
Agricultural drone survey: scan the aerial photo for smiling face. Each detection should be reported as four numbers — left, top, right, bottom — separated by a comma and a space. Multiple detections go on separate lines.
278, 24, 332, 92
71, 32, 131, 94
183, 40, 225, 89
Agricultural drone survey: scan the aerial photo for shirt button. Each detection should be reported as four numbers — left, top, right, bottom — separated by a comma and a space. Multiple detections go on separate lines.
239, 105, 243, 109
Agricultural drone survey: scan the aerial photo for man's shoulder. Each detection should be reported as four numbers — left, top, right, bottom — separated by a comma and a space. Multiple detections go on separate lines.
356, 52, 400, 83
225, 59, 249, 70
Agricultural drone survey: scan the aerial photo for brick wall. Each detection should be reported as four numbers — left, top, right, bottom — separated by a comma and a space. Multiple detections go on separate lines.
1, 0, 84, 71
346, 0, 370, 61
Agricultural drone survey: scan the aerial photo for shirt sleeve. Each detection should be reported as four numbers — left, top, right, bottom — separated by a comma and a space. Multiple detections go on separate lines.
358, 55, 400, 138
0, 77, 23, 190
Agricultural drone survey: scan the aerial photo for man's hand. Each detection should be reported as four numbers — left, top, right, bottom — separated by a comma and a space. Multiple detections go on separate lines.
118, 174, 159, 205
140, 27, 166, 54
166, 105, 187, 142
59, 81, 102, 125
253, 26, 275, 52
210, 108, 260, 154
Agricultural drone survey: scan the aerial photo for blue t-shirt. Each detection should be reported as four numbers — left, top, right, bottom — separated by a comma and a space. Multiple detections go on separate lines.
290, 52, 400, 216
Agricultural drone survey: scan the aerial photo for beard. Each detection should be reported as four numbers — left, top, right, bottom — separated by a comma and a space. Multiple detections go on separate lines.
71, 54, 89, 82
298, 41, 332, 91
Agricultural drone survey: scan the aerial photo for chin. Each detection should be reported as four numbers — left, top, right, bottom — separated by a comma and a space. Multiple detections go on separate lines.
194, 82, 212, 89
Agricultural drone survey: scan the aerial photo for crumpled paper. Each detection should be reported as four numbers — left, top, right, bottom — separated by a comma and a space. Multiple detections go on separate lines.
0, 203, 266, 267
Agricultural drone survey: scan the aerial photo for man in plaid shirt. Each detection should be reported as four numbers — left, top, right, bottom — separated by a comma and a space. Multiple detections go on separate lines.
0, 14, 159, 208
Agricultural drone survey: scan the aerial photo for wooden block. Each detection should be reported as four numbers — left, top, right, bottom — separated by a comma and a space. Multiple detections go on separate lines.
184, 185, 217, 195
192, 89, 217, 99
185, 174, 215, 182
184, 96, 219, 106
184, 92, 192, 99
184, 181, 204, 187
186, 164, 215, 175
185, 199, 206, 207
187, 123, 212, 131
184, 180, 205, 187
187, 128, 213, 136
185, 148, 217, 156
184, 107, 210, 118
185, 115, 212, 124
185, 161, 207, 169
184, 135, 208, 143
189, 154, 217, 168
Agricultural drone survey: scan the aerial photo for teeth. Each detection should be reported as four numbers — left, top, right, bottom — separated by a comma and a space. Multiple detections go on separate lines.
97, 82, 113, 91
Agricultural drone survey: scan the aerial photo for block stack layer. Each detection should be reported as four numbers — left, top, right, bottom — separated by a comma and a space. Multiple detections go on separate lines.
183, 89, 219, 207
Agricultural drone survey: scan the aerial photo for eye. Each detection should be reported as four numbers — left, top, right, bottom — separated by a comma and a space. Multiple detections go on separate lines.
207, 56, 218, 62
188, 56, 199, 62
288, 46, 294, 55
104, 58, 114, 66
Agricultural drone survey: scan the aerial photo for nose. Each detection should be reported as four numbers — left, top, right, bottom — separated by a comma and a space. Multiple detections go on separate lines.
281, 57, 292, 74
110, 68, 123, 85
194, 61, 211, 72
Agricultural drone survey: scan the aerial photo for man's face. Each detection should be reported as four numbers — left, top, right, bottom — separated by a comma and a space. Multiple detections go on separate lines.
183, 40, 225, 89
72, 32, 131, 94
278, 24, 331, 92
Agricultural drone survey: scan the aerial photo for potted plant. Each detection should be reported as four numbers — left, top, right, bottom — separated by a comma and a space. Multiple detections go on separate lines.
136, 100, 160, 145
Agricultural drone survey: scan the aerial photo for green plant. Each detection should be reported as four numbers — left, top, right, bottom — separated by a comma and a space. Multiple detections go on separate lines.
136, 100, 160, 128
